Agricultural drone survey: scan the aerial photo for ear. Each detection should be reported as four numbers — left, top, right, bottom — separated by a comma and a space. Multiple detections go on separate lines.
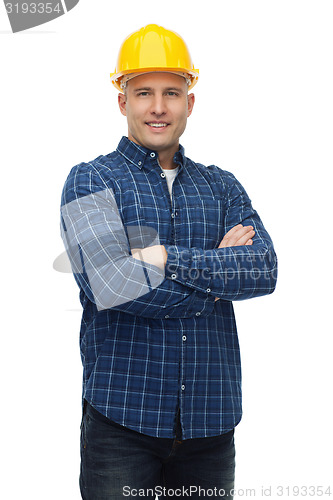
187, 93, 195, 117
118, 93, 127, 116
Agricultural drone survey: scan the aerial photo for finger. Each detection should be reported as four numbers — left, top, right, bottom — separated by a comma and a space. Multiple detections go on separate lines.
218, 225, 243, 248
234, 229, 255, 246
219, 225, 254, 248
223, 224, 243, 240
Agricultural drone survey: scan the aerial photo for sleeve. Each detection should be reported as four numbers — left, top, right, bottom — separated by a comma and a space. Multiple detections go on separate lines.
163, 172, 278, 301
61, 163, 215, 319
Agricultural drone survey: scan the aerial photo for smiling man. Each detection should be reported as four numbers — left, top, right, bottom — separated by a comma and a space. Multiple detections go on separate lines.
61, 24, 277, 499
118, 72, 195, 170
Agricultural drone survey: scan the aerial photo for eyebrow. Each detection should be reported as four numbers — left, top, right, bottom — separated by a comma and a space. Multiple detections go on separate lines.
133, 86, 185, 93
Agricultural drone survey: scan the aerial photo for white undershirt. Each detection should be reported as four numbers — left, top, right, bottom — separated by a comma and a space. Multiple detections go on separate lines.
161, 167, 179, 200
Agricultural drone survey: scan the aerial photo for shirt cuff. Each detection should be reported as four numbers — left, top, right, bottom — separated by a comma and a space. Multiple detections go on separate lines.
164, 245, 214, 296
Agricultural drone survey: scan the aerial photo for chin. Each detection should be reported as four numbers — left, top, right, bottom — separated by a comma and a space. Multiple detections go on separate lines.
144, 138, 170, 151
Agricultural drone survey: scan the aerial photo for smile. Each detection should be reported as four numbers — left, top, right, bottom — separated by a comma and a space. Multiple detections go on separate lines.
146, 122, 169, 128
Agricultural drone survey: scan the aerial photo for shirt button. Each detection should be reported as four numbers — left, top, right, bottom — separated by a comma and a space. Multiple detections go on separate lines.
138, 161, 142, 166
182, 335, 187, 341
181, 385, 185, 391
164, 315, 170, 319
195, 311, 201, 316
160, 172, 166, 178
206, 288, 211, 293
171, 273, 177, 280
150, 152, 156, 158
171, 213, 175, 218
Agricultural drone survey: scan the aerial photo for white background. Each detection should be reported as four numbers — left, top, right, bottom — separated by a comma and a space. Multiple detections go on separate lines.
1, 0, 332, 498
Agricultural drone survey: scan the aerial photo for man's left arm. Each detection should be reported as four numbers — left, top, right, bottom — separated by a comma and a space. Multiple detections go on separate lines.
134, 173, 277, 302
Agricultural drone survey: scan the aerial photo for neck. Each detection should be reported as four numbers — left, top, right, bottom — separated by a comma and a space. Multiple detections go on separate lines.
127, 135, 179, 169
157, 147, 179, 170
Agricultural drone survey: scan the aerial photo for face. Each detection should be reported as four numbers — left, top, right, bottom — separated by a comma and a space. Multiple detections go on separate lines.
118, 72, 195, 160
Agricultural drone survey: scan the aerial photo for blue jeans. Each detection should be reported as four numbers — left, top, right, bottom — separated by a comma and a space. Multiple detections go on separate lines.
80, 401, 235, 499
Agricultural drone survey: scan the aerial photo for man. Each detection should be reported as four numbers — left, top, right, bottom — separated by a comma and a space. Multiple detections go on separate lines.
61, 24, 277, 499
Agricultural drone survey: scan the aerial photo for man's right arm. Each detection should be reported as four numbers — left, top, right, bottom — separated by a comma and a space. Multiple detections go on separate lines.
61, 163, 215, 319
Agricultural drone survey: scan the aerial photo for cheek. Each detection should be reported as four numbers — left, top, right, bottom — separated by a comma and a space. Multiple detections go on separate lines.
127, 110, 142, 130
128, 99, 148, 114
173, 102, 190, 121
130, 110, 148, 128
173, 109, 188, 128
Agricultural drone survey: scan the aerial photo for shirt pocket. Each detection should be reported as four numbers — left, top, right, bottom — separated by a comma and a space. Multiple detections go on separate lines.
181, 197, 225, 250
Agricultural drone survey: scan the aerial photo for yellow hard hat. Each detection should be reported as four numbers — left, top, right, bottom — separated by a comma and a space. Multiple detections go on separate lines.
110, 24, 199, 92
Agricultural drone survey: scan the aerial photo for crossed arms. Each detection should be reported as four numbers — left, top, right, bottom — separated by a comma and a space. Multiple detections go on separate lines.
132, 224, 256, 302
132, 224, 255, 268
61, 166, 277, 318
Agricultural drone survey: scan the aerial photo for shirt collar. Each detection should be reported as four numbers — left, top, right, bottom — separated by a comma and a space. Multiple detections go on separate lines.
116, 136, 186, 170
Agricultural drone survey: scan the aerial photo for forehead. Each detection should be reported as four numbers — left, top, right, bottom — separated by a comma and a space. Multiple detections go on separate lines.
128, 72, 187, 91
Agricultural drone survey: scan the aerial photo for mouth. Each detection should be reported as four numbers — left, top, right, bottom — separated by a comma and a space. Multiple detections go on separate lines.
146, 122, 169, 130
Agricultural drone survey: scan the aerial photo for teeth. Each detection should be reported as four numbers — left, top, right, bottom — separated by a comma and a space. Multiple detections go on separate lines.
148, 123, 167, 128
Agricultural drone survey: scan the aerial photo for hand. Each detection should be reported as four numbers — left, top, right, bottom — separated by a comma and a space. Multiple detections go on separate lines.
218, 224, 255, 248
131, 245, 168, 270
215, 224, 255, 301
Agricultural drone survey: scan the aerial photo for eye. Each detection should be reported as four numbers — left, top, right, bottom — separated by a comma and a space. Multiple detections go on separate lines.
166, 91, 179, 96
137, 91, 150, 96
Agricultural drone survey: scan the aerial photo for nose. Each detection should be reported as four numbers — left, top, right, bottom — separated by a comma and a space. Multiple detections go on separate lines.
150, 94, 167, 116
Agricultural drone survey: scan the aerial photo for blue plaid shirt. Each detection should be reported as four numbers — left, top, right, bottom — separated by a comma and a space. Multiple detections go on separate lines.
61, 136, 277, 439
